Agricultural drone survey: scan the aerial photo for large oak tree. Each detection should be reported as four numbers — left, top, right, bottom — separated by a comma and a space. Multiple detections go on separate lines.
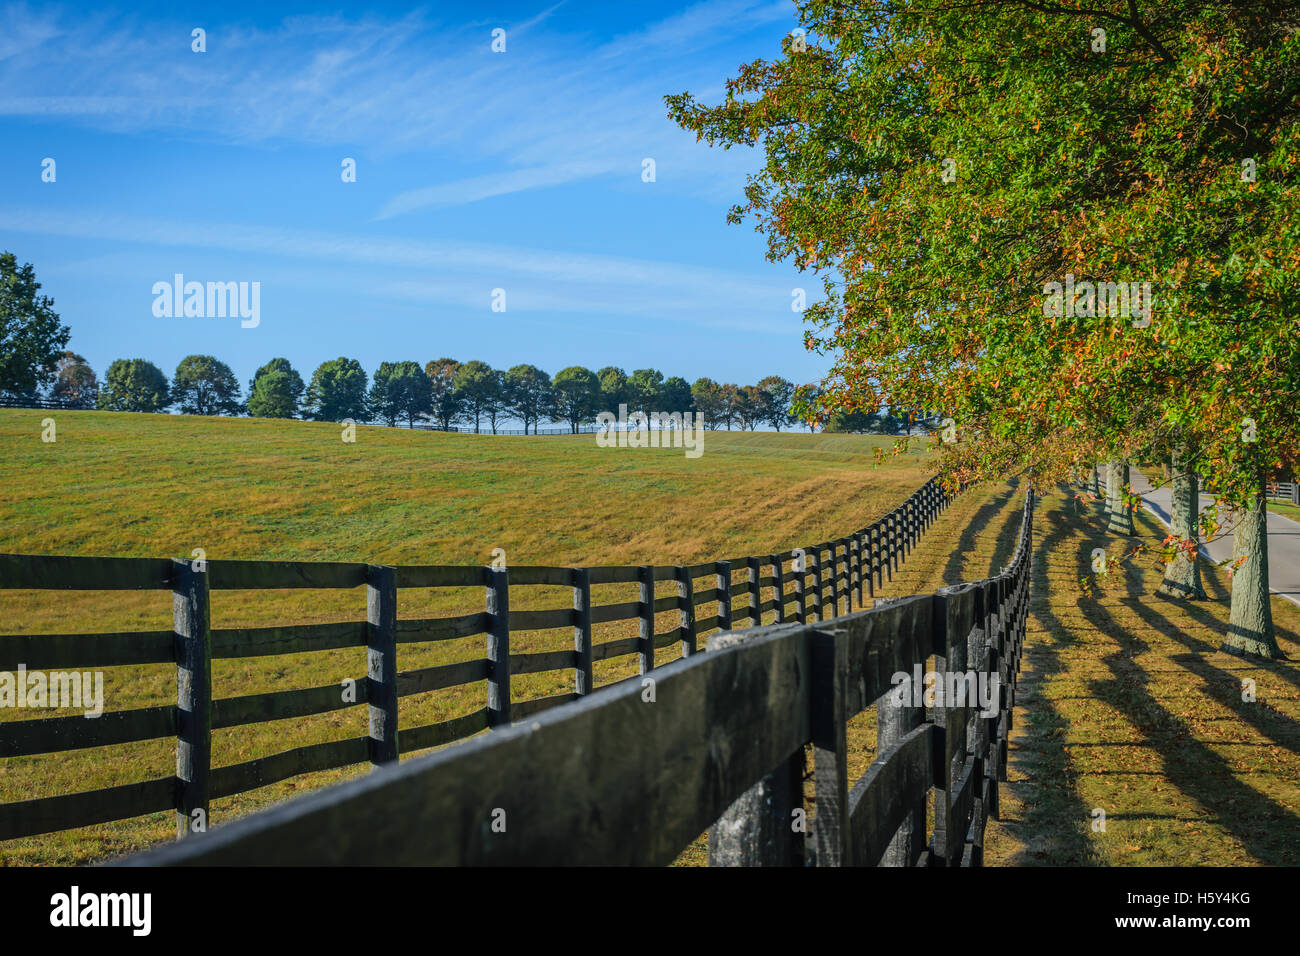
669, 0, 1300, 657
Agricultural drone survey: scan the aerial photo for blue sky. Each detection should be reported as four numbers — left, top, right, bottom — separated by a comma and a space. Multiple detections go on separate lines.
1, 0, 825, 402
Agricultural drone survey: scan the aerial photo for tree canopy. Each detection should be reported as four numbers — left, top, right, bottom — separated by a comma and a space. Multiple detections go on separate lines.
667, 1, 1300, 504
0, 252, 70, 396
97, 359, 169, 413
172, 355, 243, 416
304, 357, 368, 422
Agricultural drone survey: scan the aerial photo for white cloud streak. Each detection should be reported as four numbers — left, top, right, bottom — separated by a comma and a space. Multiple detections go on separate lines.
0, 1, 793, 216
0, 205, 800, 332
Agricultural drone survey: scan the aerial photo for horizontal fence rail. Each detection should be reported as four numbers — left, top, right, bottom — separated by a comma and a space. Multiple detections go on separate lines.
1265, 481, 1299, 505
0, 477, 961, 845
122, 485, 1034, 866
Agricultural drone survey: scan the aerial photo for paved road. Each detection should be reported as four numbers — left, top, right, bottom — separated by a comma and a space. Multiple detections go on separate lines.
1123, 468, 1300, 607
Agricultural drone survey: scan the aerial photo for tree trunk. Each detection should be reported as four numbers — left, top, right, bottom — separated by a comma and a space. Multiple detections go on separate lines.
1223, 483, 1283, 659
1157, 446, 1207, 599
1106, 461, 1134, 536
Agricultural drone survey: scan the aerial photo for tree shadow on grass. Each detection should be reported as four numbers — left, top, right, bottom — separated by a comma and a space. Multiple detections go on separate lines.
1159, 591, 1300, 696
942, 479, 1020, 586
993, 487, 1104, 865
1120, 597, 1300, 757
1079, 596, 1300, 864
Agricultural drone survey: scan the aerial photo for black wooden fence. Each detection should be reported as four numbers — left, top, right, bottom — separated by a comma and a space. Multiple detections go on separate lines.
122, 484, 1033, 866
1265, 481, 1299, 506
0, 478, 957, 845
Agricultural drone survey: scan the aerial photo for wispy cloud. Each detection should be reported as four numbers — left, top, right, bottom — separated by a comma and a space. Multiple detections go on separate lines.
0, 2, 791, 214
0, 205, 800, 331
374, 160, 619, 220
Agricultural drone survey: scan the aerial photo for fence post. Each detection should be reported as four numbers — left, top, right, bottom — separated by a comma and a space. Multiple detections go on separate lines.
810, 626, 851, 865
876, 679, 927, 865
929, 584, 974, 866
881, 517, 890, 581
850, 535, 861, 610
716, 561, 732, 632
869, 524, 880, 593
771, 553, 785, 624
747, 557, 762, 627
794, 552, 807, 625
904, 500, 914, 556
865, 528, 876, 601
366, 564, 399, 767
883, 515, 894, 582
677, 566, 696, 657
573, 568, 594, 695
486, 567, 511, 726
827, 541, 839, 618
637, 566, 655, 674
811, 547, 824, 621
706, 630, 805, 867
173, 558, 211, 839
894, 511, 903, 572
964, 584, 991, 867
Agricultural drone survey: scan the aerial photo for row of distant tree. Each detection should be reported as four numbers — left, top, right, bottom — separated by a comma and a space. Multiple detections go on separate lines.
1, 254, 912, 435
35, 352, 913, 433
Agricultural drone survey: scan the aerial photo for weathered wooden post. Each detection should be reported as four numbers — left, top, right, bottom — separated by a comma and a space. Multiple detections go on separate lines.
811, 547, 824, 621
850, 535, 862, 610
573, 568, 594, 695
794, 551, 807, 625
887, 514, 897, 580
866, 527, 877, 601
896, 509, 905, 570
677, 566, 696, 656
173, 558, 211, 839
876, 670, 925, 864
827, 541, 839, 618
810, 625, 850, 865
771, 553, 786, 624
706, 630, 805, 867
716, 560, 732, 632
747, 557, 762, 627
486, 566, 511, 726
637, 565, 655, 673
929, 583, 974, 866
366, 564, 399, 767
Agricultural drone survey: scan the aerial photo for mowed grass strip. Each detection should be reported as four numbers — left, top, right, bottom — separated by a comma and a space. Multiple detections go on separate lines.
982, 486, 1300, 866
0, 410, 935, 864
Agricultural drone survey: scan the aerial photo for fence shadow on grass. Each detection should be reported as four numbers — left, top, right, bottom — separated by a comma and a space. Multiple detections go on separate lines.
990, 487, 1102, 865
942, 480, 1021, 586
1021, 483, 1300, 866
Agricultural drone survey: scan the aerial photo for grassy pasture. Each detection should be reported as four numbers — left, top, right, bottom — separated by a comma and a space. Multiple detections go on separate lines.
0, 410, 936, 864
818, 480, 1300, 867
983, 488, 1300, 865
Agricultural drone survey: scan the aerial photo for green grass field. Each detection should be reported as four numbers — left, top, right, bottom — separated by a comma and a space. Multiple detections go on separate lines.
1270, 500, 1300, 523
0, 410, 936, 864
3, 410, 1297, 867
